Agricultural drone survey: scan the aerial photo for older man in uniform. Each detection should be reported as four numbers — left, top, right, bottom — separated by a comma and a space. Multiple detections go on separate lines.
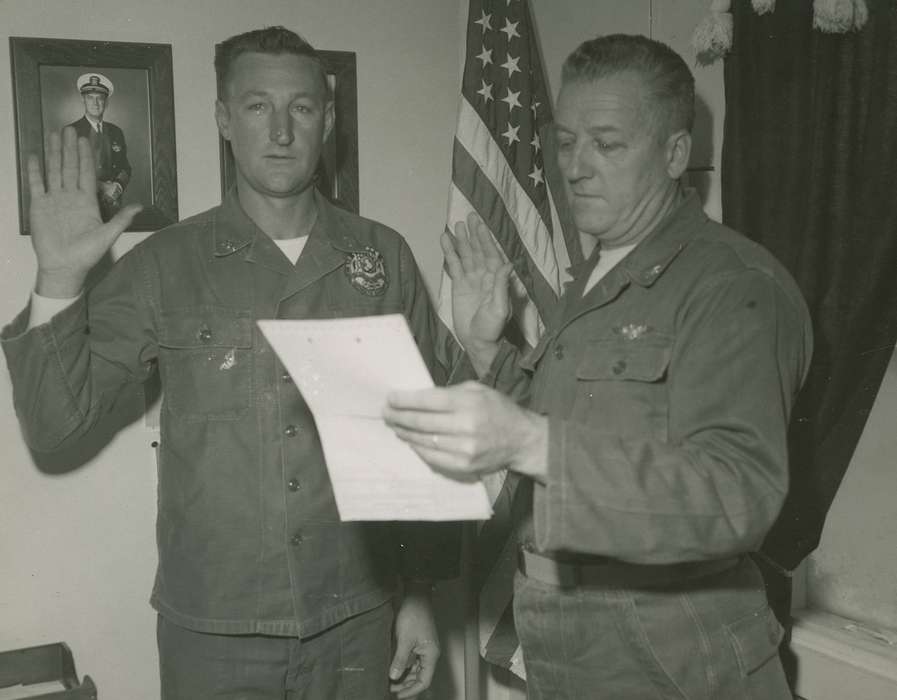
68, 72, 131, 220
386, 34, 813, 699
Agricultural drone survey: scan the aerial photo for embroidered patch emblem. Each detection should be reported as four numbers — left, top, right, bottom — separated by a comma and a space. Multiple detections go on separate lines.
112, 143, 122, 153
617, 323, 650, 340
344, 247, 388, 296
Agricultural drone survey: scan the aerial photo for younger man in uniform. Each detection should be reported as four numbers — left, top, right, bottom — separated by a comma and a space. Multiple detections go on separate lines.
5, 27, 458, 699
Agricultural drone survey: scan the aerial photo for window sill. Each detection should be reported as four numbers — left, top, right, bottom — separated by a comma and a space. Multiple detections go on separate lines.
791, 608, 897, 700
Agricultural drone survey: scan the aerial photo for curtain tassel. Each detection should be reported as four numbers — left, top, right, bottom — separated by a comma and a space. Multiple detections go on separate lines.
813, 0, 869, 33
692, 0, 734, 65
751, 0, 776, 14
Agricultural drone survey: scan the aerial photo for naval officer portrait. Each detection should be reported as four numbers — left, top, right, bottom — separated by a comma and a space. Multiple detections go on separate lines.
67, 72, 132, 221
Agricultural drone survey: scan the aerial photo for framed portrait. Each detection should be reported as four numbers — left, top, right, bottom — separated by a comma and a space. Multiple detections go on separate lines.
218, 50, 359, 214
10, 37, 178, 234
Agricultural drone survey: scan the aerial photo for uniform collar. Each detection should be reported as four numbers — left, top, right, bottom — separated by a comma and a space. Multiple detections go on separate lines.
618, 188, 705, 287
211, 188, 366, 260
560, 188, 704, 293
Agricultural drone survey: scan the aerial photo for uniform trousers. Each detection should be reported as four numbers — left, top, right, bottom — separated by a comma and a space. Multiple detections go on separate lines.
514, 556, 792, 699
157, 601, 393, 700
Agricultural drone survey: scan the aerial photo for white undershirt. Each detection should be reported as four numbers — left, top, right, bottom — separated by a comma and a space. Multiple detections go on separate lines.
273, 235, 308, 265
582, 243, 637, 296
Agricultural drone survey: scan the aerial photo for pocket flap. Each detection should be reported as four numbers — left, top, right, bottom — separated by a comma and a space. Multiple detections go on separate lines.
576, 336, 672, 382
158, 309, 253, 349
726, 606, 785, 676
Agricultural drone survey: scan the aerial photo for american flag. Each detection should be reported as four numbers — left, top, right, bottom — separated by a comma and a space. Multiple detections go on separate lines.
437, 0, 579, 680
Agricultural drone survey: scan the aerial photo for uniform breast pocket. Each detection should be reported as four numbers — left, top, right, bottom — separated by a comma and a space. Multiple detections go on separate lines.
157, 309, 253, 422
574, 335, 673, 438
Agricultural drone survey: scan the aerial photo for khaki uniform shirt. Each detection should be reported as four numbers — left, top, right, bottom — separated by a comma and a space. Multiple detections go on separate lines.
486, 191, 813, 564
2, 191, 461, 636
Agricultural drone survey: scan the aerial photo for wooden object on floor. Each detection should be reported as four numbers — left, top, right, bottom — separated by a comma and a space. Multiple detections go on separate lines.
0, 643, 96, 699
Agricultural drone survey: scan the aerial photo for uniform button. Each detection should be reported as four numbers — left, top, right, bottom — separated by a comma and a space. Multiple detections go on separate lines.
612, 360, 627, 375
281, 372, 293, 383
553, 344, 565, 359
291, 532, 304, 546
287, 478, 300, 491
284, 425, 298, 437
198, 328, 212, 343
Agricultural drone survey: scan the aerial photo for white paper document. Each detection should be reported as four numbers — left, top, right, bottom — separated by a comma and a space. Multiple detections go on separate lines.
258, 315, 492, 521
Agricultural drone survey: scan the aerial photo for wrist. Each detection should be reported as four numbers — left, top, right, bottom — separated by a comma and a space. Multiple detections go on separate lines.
463, 338, 500, 378
36, 269, 87, 298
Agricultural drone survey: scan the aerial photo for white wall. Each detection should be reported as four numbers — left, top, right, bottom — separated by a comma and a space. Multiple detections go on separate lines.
0, 2, 461, 698
806, 351, 897, 630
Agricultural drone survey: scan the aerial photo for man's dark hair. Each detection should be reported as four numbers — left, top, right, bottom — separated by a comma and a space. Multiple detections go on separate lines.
215, 26, 328, 100
561, 34, 695, 140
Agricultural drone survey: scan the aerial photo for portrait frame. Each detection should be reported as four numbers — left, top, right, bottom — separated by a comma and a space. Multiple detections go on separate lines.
10, 36, 178, 234
218, 50, 359, 214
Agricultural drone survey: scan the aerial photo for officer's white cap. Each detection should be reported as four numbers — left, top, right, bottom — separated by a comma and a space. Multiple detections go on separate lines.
77, 73, 114, 97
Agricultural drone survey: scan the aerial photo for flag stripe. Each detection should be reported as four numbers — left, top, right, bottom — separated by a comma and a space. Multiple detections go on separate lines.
473, 473, 530, 592
455, 99, 560, 296
444, 0, 577, 681
482, 596, 521, 669
438, 186, 545, 348
461, 0, 555, 216
452, 136, 560, 323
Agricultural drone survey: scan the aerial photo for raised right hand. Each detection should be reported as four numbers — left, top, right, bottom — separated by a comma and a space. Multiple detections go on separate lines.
29, 127, 141, 297
442, 212, 512, 367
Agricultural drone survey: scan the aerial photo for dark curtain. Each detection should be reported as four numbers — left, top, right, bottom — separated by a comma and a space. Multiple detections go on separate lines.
722, 0, 897, 573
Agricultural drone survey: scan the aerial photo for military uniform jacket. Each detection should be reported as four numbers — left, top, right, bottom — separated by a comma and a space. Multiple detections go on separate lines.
2, 190, 462, 636
68, 116, 131, 190
485, 191, 813, 564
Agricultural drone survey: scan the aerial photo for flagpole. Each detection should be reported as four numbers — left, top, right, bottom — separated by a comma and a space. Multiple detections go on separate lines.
462, 520, 481, 699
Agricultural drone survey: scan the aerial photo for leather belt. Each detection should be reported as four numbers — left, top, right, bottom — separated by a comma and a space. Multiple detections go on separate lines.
518, 549, 742, 590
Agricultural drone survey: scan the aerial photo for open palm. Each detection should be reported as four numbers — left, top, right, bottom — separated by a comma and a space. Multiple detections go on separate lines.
442, 212, 512, 349
29, 127, 140, 297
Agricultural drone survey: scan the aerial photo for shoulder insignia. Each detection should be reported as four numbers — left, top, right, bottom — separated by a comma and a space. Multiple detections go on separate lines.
344, 246, 388, 296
